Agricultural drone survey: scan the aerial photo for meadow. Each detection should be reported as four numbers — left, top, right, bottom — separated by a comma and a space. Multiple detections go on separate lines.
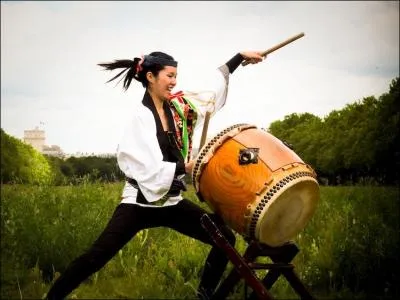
1, 182, 398, 299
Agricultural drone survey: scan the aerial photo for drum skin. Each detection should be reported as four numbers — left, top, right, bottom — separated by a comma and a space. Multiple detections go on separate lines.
192, 124, 320, 247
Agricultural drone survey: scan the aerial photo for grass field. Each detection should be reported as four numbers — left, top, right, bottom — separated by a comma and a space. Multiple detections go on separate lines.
1, 182, 398, 299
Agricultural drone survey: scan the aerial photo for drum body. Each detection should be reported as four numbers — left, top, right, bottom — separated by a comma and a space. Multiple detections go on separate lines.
192, 124, 319, 247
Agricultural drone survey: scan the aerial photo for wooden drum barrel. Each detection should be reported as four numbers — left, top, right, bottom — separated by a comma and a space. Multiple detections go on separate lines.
192, 124, 320, 246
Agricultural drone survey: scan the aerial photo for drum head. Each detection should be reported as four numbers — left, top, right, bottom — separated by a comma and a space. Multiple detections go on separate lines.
256, 179, 319, 247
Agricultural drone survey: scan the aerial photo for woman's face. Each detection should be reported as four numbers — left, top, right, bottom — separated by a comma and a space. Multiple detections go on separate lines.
149, 66, 177, 101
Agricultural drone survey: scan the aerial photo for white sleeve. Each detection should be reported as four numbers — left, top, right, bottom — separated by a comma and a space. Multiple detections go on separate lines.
184, 66, 230, 131
117, 106, 176, 202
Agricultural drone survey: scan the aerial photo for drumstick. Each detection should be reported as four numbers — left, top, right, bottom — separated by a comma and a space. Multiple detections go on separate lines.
241, 32, 305, 66
199, 111, 211, 149
198, 33, 304, 151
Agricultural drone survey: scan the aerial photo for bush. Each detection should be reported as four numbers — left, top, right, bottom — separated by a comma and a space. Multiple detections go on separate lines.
1, 128, 53, 185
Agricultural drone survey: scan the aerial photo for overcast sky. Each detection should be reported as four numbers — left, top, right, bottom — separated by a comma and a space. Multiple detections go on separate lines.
1, 1, 399, 154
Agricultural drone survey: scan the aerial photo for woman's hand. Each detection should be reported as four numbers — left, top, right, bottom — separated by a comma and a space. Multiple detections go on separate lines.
185, 160, 195, 175
240, 51, 265, 65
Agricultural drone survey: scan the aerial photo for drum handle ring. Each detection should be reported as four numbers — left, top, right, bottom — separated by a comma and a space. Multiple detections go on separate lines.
239, 148, 260, 165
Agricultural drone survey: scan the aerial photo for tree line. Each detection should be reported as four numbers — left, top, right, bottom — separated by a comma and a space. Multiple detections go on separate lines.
1, 130, 124, 185
46, 155, 125, 185
1, 77, 398, 186
268, 77, 399, 185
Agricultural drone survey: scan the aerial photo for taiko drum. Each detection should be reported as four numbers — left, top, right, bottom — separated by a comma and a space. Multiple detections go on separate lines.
192, 124, 320, 246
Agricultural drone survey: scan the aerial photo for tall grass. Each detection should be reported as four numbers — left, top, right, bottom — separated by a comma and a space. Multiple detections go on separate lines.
1, 183, 398, 299
292, 186, 399, 299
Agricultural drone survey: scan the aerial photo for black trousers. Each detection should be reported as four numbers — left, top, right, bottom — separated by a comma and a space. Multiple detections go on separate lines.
46, 199, 236, 300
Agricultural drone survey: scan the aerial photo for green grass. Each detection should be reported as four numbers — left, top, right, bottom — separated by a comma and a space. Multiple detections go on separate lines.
1, 183, 399, 299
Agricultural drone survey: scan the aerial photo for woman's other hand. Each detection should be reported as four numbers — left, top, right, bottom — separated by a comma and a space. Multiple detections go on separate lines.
185, 160, 195, 175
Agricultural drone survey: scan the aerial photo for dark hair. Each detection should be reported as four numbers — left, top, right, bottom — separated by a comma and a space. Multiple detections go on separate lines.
98, 52, 176, 91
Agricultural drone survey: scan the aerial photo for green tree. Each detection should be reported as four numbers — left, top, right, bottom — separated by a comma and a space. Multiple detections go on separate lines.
267, 77, 399, 185
373, 77, 400, 184
45, 155, 67, 185
1, 128, 53, 184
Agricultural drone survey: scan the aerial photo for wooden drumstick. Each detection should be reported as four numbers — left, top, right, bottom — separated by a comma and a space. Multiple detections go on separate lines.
198, 33, 304, 150
241, 32, 305, 66
199, 111, 211, 150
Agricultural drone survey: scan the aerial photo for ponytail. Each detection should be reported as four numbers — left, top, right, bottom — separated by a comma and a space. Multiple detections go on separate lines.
98, 52, 177, 91
98, 57, 142, 91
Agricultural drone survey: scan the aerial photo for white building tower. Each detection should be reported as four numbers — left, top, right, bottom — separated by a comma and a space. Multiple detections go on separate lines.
23, 126, 45, 152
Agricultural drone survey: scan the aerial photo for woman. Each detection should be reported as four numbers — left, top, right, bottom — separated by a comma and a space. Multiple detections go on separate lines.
45, 50, 264, 300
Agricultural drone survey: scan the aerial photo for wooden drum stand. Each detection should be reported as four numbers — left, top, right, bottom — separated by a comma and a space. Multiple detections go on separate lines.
200, 214, 316, 300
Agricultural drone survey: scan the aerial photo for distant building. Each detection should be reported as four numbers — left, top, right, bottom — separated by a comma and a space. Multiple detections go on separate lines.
63, 152, 116, 159
23, 126, 65, 158
23, 126, 45, 152
97, 152, 116, 158
42, 145, 64, 158
63, 152, 88, 158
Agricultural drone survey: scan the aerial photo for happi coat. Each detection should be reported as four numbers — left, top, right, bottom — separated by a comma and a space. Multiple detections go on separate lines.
117, 65, 230, 206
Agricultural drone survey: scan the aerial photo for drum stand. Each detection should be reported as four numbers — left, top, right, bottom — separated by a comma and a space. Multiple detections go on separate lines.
200, 214, 316, 300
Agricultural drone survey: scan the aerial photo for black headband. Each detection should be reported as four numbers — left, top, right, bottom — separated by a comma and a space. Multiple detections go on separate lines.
144, 55, 178, 67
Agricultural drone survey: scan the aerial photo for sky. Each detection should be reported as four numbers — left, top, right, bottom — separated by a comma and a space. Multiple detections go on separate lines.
1, 1, 399, 155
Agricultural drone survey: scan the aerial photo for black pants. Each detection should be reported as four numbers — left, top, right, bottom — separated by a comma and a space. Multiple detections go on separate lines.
46, 199, 236, 300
